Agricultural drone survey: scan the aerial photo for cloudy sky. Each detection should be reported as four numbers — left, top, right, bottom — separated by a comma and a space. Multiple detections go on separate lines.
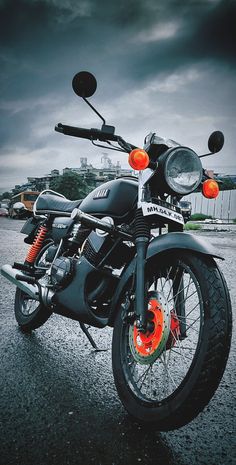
0, 0, 235, 191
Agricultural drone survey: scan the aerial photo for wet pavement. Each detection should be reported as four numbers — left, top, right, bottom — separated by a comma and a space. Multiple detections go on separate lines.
0, 218, 235, 465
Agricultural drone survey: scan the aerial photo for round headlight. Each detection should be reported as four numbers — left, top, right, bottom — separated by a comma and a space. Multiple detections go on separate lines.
164, 147, 202, 195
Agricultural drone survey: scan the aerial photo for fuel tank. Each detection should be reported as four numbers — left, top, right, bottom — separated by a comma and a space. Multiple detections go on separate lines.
79, 178, 138, 222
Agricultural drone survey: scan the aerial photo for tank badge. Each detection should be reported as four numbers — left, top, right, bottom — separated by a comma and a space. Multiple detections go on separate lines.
93, 189, 110, 199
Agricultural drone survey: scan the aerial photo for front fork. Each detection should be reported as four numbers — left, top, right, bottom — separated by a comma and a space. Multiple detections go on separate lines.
134, 209, 150, 331
133, 206, 187, 336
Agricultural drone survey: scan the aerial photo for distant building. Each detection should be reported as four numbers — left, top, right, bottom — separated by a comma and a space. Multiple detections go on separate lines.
62, 154, 134, 187
26, 169, 61, 193
183, 189, 236, 221
10, 155, 135, 195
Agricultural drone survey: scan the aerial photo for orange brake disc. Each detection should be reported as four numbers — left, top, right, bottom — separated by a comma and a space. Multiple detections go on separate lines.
129, 291, 171, 365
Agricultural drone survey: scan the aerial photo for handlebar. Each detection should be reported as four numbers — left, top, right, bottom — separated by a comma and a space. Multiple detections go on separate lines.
55, 123, 119, 142
55, 123, 136, 153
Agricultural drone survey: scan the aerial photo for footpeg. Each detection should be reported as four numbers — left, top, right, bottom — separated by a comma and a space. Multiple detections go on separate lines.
14, 262, 32, 272
16, 274, 37, 284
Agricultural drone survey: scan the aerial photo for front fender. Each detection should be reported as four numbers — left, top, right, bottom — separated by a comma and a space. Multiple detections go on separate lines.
108, 232, 222, 326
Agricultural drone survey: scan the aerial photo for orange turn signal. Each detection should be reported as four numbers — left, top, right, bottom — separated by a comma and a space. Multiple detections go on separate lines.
128, 149, 150, 171
202, 179, 219, 199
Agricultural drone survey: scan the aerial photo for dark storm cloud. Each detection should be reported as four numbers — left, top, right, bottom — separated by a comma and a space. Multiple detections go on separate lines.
1, 0, 235, 92
0, 0, 235, 189
120, 0, 236, 81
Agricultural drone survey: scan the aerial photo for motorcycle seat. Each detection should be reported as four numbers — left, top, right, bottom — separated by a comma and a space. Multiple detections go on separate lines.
35, 193, 82, 215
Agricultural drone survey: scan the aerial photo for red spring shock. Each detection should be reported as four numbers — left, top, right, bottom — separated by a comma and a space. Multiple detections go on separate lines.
25, 225, 48, 264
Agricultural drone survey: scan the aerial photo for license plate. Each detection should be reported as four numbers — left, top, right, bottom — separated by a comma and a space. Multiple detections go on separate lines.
142, 201, 184, 225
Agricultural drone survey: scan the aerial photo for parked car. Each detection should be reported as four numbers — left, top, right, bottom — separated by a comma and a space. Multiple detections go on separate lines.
0, 207, 9, 217
204, 218, 223, 224
179, 200, 192, 222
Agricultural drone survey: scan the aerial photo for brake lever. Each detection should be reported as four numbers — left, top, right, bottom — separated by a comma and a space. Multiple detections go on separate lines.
117, 136, 135, 153
91, 139, 126, 152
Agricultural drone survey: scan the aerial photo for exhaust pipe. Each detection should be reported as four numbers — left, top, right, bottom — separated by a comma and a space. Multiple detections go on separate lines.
1, 264, 40, 300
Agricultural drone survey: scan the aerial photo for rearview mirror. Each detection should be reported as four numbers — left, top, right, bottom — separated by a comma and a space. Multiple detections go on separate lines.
208, 131, 224, 153
72, 71, 97, 98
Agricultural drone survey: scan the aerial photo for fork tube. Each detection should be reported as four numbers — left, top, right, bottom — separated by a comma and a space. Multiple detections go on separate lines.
134, 209, 150, 331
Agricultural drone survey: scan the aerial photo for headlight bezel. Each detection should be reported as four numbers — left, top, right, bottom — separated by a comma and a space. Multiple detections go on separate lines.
150, 146, 202, 196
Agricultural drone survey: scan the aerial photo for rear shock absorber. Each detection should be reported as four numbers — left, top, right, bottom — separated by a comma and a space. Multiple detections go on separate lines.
25, 225, 48, 264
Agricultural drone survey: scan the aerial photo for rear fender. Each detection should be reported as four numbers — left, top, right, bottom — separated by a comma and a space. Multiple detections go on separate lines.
21, 217, 44, 244
108, 232, 223, 326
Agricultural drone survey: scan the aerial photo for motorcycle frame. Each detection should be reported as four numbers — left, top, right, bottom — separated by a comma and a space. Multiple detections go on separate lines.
1, 171, 223, 332
71, 168, 221, 332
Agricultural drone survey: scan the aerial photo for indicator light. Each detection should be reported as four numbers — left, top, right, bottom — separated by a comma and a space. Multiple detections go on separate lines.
202, 179, 219, 199
128, 149, 150, 171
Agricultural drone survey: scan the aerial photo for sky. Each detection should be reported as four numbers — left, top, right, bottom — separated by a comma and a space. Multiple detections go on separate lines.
0, 0, 235, 192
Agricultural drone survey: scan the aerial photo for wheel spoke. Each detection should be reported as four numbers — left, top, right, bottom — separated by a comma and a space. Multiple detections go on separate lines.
159, 354, 178, 389
121, 258, 203, 403
137, 365, 151, 387
170, 349, 193, 361
21, 296, 38, 316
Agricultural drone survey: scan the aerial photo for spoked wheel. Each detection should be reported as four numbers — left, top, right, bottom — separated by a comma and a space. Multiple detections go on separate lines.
14, 243, 53, 332
112, 252, 232, 430
14, 289, 51, 332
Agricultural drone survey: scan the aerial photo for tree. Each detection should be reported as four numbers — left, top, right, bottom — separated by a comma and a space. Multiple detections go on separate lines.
219, 177, 236, 191
49, 171, 93, 200
0, 191, 12, 201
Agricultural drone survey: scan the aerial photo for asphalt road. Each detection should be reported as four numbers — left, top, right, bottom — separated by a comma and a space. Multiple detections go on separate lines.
0, 218, 235, 465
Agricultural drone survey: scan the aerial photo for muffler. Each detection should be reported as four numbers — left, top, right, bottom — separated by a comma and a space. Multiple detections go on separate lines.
1, 264, 39, 300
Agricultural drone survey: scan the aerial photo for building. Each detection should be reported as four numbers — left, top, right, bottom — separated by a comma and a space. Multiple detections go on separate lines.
25, 169, 60, 192
63, 155, 134, 187
10, 156, 134, 195
183, 189, 236, 221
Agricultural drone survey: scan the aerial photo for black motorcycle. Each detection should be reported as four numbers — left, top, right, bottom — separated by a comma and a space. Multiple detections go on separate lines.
1, 72, 232, 430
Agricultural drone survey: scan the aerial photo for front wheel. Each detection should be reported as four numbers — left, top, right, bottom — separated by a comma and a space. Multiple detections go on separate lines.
112, 252, 232, 430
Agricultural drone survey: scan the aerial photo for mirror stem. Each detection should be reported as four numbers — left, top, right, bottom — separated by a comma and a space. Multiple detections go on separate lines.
199, 152, 216, 159
83, 97, 106, 125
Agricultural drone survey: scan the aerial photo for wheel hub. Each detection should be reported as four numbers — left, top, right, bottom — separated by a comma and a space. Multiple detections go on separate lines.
129, 291, 171, 364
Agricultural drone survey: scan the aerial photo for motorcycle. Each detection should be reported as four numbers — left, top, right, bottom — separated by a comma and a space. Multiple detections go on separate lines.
9, 201, 33, 220
1, 72, 232, 430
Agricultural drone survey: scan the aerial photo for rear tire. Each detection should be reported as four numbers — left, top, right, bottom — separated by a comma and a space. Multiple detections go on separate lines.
14, 243, 53, 332
14, 288, 52, 332
112, 252, 232, 430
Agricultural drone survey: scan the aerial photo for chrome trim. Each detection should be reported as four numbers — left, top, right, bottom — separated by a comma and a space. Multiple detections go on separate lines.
35, 209, 71, 217
138, 168, 156, 208
33, 190, 66, 218
1, 264, 39, 300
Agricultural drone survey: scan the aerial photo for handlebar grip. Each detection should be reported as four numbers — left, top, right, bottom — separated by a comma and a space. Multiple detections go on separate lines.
55, 123, 96, 140
55, 123, 120, 143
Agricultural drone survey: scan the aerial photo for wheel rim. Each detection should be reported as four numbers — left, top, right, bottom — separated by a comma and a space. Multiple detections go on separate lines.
20, 292, 39, 316
121, 259, 203, 404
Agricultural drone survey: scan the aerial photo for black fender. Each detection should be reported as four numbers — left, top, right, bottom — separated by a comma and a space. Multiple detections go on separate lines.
108, 232, 223, 326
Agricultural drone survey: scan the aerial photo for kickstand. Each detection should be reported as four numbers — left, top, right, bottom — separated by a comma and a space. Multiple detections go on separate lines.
79, 323, 107, 352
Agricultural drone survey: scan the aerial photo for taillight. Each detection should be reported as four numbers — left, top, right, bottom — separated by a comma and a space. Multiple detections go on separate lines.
202, 179, 219, 198
128, 149, 150, 171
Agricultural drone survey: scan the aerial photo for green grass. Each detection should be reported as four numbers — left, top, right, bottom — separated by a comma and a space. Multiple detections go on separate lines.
184, 223, 202, 231
190, 213, 212, 221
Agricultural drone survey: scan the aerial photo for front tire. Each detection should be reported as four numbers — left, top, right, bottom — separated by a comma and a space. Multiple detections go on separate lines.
112, 252, 232, 430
